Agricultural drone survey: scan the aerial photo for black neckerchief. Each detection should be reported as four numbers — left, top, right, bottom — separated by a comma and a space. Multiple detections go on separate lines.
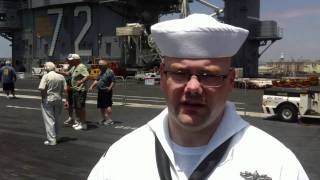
155, 134, 233, 180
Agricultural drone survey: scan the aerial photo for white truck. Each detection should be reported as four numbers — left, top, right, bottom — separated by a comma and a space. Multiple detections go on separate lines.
31, 67, 46, 78
262, 86, 320, 122
31, 64, 67, 79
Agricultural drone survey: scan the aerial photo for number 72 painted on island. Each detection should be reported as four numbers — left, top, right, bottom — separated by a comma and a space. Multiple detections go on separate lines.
47, 6, 92, 57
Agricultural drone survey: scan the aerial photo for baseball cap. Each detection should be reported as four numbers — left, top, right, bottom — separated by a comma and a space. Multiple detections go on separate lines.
67, 53, 80, 61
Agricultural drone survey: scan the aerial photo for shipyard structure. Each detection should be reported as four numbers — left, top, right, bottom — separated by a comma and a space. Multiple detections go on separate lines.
0, 0, 281, 77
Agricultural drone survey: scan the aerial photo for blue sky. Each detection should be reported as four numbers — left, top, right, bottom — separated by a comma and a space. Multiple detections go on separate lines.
0, 37, 10, 58
260, 0, 320, 62
0, 0, 319, 62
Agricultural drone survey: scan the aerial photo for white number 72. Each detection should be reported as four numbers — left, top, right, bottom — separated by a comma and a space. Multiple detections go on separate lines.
47, 6, 92, 57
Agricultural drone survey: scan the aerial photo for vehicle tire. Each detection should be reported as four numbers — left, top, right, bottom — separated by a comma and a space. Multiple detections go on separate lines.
277, 104, 298, 122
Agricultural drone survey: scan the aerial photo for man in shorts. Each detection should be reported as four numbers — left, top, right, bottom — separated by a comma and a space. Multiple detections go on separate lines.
0, 60, 17, 99
58, 58, 75, 126
89, 59, 115, 125
64, 54, 89, 130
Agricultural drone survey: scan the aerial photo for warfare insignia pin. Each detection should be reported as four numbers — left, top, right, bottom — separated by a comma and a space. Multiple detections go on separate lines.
240, 170, 272, 180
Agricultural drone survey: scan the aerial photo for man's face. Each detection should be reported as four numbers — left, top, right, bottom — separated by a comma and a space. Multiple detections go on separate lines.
72, 59, 81, 66
67, 59, 74, 66
160, 57, 235, 132
98, 60, 108, 71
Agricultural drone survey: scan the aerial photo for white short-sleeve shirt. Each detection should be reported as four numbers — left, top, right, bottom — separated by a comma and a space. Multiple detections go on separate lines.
38, 71, 66, 102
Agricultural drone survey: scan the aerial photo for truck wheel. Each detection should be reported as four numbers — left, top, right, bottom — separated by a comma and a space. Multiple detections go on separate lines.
277, 104, 298, 122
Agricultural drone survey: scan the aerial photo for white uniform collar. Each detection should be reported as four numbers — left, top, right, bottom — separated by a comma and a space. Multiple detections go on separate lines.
206, 101, 249, 154
147, 108, 174, 161
148, 101, 249, 168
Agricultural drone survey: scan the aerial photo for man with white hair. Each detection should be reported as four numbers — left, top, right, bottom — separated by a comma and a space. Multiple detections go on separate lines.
88, 14, 308, 180
39, 61, 67, 146
0, 60, 17, 99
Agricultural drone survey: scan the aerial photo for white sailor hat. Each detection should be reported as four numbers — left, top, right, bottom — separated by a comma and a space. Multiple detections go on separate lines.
151, 14, 249, 59
67, 53, 80, 61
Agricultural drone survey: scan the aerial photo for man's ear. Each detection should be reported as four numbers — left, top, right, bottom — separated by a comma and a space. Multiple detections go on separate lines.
159, 63, 166, 90
159, 63, 165, 76
228, 68, 236, 87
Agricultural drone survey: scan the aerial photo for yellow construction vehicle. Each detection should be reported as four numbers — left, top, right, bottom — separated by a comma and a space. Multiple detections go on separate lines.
87, 57, 127, 80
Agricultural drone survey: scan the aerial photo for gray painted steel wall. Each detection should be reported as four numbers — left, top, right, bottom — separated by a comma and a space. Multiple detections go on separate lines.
0, 0, 180, 72
224, 0, 281, 77
29, 0, 90, 9
12, 3, 125, 71
0, 0, 20, 30
224, 0, 261, 77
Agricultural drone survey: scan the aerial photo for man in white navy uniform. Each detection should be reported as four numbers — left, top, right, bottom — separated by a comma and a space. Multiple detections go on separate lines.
88, 14, 309, 180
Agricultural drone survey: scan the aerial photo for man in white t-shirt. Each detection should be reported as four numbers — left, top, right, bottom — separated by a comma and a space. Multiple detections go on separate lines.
88, 14, 309, 180
39, 62, 67, 146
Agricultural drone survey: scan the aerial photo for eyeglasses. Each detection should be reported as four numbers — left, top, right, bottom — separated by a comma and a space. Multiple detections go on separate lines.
163, 69, 231, 87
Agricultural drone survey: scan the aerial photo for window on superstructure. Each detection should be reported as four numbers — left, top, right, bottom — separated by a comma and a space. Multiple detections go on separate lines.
0, 13, 7, 21
106, 43, 111, 56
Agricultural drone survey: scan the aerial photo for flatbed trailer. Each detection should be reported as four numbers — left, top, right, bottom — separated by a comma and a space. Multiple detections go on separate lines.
234, 78, 273, 89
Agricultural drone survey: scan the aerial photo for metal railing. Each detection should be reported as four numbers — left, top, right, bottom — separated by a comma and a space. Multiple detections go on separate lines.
114, 75, 159, 105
